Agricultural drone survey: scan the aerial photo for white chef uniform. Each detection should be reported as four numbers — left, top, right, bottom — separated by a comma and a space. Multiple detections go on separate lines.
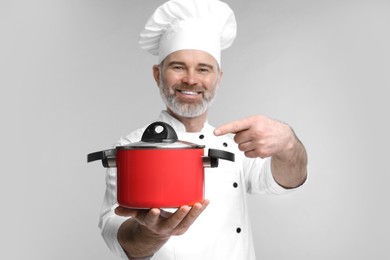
99, 0, 299, 259
99, 111, 295, 259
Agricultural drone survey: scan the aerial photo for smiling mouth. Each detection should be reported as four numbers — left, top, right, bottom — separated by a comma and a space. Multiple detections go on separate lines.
176, 89, 203, 96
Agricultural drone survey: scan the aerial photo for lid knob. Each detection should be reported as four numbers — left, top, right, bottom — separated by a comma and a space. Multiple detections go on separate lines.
141, 122, 178, 143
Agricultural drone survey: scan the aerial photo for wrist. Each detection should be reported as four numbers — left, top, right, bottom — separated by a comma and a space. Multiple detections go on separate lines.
118, 219, 169, 259
274, 127, 300, 163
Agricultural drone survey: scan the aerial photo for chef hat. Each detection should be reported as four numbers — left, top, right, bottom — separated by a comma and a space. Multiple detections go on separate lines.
138, 0, 237, 67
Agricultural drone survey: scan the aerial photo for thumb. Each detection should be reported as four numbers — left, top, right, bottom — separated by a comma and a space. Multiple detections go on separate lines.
115, 206, 139, 217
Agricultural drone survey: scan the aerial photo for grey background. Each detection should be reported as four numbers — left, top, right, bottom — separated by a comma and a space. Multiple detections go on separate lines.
1, 0, 389, 259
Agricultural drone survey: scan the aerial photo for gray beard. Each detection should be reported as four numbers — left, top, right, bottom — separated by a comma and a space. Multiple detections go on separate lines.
158, 77, 217, 118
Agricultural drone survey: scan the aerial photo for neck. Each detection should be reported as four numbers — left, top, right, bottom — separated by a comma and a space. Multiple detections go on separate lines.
166, 109, 208, 132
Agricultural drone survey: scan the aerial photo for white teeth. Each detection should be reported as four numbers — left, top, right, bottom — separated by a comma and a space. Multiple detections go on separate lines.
180, 90, 199, 95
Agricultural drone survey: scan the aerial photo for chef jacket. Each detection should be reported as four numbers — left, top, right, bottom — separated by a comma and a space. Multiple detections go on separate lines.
99, 111, 297, 260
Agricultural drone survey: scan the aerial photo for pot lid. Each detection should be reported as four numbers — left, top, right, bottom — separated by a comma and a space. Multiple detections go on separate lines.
117, 121, 205, 150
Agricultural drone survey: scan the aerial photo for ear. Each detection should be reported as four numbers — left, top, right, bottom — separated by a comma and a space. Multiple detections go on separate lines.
216, 70, 223, 88
153, 65, 160, 86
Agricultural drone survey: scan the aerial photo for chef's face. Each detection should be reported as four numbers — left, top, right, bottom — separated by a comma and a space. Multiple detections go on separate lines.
153, 49, 222, 118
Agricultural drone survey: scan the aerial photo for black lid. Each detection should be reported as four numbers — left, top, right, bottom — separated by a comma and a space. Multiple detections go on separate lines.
117, 121, 204, 150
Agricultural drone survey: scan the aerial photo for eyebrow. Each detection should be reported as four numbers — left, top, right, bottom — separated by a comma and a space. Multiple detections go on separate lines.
166, 61, 216, 71
166, 61, 185, 67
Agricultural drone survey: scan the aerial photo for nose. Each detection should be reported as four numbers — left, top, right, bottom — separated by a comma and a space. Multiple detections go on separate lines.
182, 70, 198, 86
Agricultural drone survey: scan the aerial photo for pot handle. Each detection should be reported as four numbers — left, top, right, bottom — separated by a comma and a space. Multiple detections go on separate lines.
203, 149, 235, 168
87, 149, 117, 168
209, 149, 235, 162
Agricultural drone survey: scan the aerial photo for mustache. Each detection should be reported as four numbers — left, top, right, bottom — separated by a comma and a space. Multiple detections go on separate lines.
174, 84, 206, 92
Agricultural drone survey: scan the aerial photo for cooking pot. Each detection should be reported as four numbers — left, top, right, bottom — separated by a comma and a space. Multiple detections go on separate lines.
87, 121, 235, 208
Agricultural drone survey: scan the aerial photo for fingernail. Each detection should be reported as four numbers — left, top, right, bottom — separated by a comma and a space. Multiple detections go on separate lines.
214, 129, 221, 136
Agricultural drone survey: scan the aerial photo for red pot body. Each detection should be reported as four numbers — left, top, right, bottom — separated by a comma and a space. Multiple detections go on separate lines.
116, 148, 204, 208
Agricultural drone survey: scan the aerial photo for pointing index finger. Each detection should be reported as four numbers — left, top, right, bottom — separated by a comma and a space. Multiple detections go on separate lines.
214, 118, 252, 136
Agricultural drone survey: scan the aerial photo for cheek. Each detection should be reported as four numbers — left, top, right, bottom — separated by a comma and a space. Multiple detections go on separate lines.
204, 79, 219, 92
162, 74, 181, 88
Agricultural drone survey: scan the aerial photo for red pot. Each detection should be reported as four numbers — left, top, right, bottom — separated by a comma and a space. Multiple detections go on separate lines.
88, 122, 234, 208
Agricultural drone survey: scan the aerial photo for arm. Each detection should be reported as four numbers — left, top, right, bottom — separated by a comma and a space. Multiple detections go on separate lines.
214, 115, 307, 188
270, 128, 307, 188
115, 200, 209, 259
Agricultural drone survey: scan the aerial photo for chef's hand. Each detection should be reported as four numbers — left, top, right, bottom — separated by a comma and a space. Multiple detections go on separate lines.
214, 115, 294, 158
214, 115, 307, 188
114, 200, 210, 258
115, 200, 209, 236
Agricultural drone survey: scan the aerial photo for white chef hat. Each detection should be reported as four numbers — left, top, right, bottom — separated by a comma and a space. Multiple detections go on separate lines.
138, 0, 237, 67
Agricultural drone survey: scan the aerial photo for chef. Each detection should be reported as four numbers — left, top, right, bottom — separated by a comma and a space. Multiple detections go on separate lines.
98, 0, 308, 259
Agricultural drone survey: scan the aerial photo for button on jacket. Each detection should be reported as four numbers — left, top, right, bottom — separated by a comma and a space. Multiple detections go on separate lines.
99, 111, 296, 260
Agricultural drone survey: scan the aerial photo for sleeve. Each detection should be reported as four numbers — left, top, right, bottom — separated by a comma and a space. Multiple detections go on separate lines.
98, 129, 147, 259
98, 167, 129, 259
243, 157, 299, 195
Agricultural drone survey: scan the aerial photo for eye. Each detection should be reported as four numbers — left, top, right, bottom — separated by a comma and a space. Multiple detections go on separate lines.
172, 65, 184, 71
198, 67, 210, 74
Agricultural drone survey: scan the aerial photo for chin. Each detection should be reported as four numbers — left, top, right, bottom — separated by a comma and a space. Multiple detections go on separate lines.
166, 102, 209, 118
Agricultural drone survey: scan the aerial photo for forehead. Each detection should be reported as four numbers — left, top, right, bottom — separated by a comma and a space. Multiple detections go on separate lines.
163, 49, 218, 67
